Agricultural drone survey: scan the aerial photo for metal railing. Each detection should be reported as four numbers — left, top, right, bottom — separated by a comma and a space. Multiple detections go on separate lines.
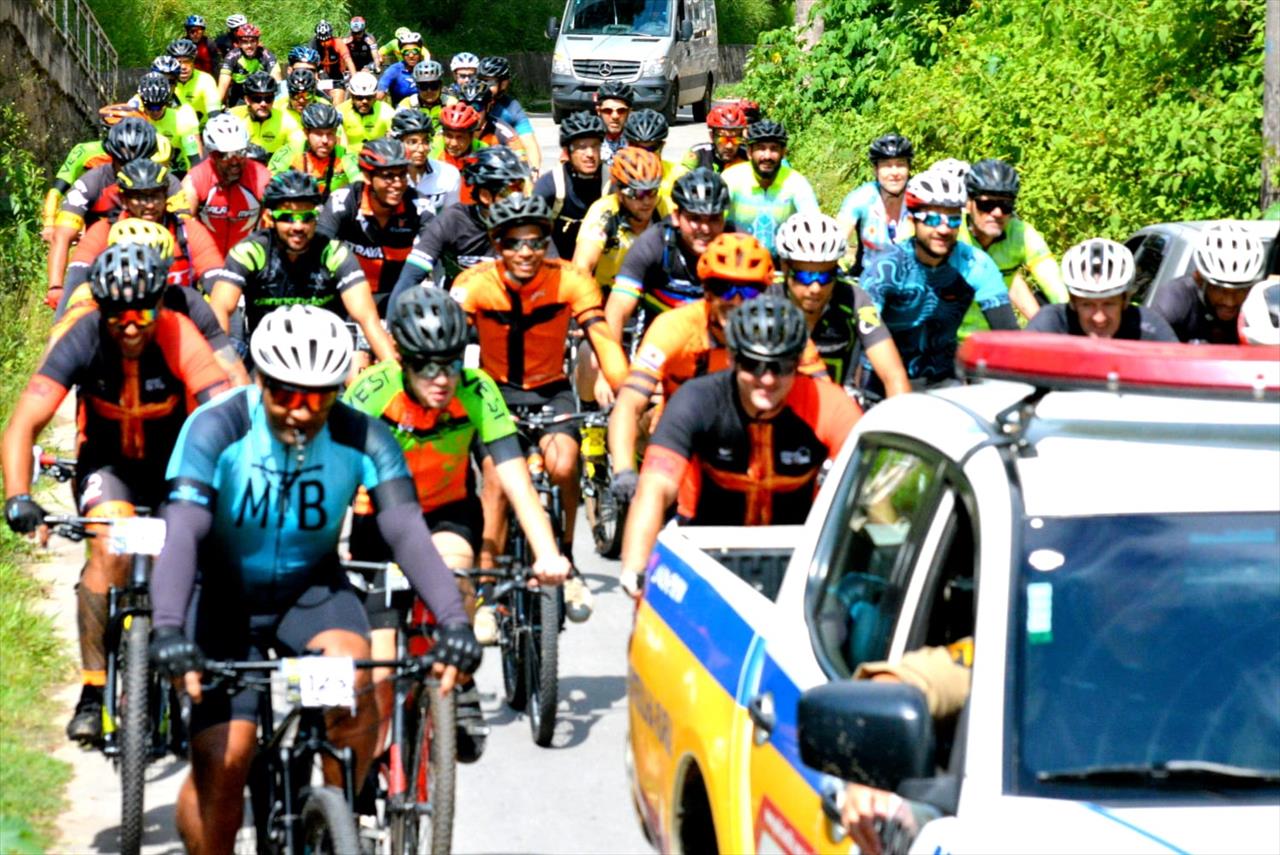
32, 0, 118, 116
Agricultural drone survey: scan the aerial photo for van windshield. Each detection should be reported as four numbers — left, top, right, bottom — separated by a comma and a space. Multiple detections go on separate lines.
564, 0, 672, 36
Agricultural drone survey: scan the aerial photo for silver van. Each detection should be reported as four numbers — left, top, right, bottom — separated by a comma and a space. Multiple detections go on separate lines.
546, 0, 718, 123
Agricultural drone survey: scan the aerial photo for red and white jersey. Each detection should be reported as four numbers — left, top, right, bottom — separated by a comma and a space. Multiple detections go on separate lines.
182, 158, 271, 257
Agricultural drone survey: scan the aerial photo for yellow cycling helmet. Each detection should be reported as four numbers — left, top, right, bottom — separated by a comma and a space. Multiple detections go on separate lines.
107, 218, 175, 261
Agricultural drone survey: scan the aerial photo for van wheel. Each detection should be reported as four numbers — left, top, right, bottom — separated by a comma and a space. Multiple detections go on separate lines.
662, 82, 679, 125
692, 75, 712, 123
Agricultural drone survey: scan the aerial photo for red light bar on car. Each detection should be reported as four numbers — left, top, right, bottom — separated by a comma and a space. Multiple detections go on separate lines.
956, 332, 1280, 400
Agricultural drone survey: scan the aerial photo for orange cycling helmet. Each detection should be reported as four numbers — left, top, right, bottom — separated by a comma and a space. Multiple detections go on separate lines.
696, 233, 774, 284
439, 101, 482, 131
610, 146, 663, 190
98, 103, 147, 131
706, 103, 747, 130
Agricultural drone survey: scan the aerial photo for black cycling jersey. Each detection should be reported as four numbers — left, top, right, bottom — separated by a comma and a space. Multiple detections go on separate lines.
1149, 274, 1238, 343
684, 141, 745, 174
221, 229, 365, 331
806, 279, 892, 385
1026, 303, 1178, 341
317, 181, 434, 308
534, 164, 606, 258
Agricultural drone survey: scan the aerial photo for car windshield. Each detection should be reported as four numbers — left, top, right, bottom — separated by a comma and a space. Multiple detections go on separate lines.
1010, 512, 1280, 799
564, 0, 672, 36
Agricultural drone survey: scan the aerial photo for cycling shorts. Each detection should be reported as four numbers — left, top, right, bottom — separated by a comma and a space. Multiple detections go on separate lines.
499, 380, 578, 439
189, 577, 369, 734
75, 463, 167, 518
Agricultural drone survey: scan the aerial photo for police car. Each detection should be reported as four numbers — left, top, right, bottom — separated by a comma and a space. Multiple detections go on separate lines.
626, 333, 1280, 854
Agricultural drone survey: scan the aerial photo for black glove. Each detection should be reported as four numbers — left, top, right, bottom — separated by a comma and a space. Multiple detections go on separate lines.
5, 494, 46, 534
435, 623, 482, 674
150, 626, 205, 678
611, 469, 639, 503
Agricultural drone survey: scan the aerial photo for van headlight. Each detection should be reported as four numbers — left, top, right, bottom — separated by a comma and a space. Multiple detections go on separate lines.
640, 56, 668, 78
552, 52, 573, 76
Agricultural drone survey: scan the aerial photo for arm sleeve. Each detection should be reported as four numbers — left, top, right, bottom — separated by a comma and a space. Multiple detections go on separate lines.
183, 219, 226, 286
375, 502, 467, 625
316, 189, 347, 240
1025, 305, 1068, 333
176, 288, 234, 351
570, 272, 629, 389
458, 369, 519, 445
854, 640, 972, 719
982, 303, 1019, 331
325, 242, 367, 292
1021, 222, 1066, 303
150, 502, 213, 629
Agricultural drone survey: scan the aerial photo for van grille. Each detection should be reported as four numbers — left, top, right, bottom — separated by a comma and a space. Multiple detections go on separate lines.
573, 59, 641, 80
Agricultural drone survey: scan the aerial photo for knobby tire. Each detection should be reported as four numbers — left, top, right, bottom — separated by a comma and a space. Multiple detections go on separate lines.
119, 613, 150, 855
300, 785, 360, 854
528, 587, 562, 747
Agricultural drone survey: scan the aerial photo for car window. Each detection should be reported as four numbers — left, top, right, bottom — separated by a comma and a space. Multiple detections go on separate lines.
906, 493, 977, 653
1130, 234, 1168, 305
810, 445, 943, 678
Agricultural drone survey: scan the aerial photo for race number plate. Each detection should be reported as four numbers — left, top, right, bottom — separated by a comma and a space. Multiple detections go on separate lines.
281, 657, 356, 710
386, 562, 410, 592
107, 517, 167, 556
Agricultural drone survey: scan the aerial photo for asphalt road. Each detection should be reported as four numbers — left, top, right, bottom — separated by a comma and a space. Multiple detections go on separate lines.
40, 110, 710, 854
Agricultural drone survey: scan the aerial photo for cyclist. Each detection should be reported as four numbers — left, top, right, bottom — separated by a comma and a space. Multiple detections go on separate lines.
722, 119, 819, 257
208, 170, 397, 363
311, 19, 357, 101
1151, 222, 1268, 343
285, 43, 322, 77
390, 145, 533, 294
137, 71, 202, 174
621, 108, 680, 210
340, 71, 396, 148
269, 102, 359, 199
181, 113, 271, 257
1239, 280, 1280, 345
430, 101, 486, 177
167, 38, 223, 125
477, 55, 542, 174
534, 111, 608, 258
378, 33, 426, 105
3, 244, 230, 743
775, 212, 910, 397
1027, 238, 1177, 340
835, 133, 915, 271
181, 14, 219, 76
398, 60, 446, 122
859, 170, 1018, 387
574, 147, 665, 294
618, 294, 860, 594
680, 101, 749, 174
274, 68, 328, 130
228, 71, 305, 156
455, 81, 525, 157
212, 13, 247, 66
343, 16, 381, 74
450, 192, 629, 564
956, 158, 1066, 336
146, 304, 481, 853
344, 289, 577, 758
217, 22, 280, 108
379, 27, 416, 68
447, 51, 481, 93
390, 109, 461, 215
595, 80, 634, 165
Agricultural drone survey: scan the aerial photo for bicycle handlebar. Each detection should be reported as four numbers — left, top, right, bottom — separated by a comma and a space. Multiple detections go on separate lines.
200, 653, 439, 693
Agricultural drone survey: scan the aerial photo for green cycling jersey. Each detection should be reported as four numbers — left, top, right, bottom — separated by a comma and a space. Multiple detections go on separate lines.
956, 215, 1065, 339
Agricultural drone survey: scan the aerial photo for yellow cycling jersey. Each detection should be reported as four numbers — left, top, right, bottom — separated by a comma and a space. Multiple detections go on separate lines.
338, 99, 395, 148
147, 103, 202, 165
173, 71, 222, 123
576, 194, 661, 290
228, 105, 305, 155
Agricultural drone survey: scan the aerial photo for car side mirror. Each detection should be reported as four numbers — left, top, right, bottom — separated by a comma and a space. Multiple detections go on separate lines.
679, 18, 694, 41
797, 680, 935, 792
546, 17, 561, 40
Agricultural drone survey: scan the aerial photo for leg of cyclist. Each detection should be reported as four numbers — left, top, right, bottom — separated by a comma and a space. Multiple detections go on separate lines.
478, 455, 509, 569
177, 721, 257, 854
430, 529, 488, 762
310, 627, 378, 786
539, 431, 580, 549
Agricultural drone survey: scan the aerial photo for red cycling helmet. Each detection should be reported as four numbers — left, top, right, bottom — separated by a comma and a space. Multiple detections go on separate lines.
236, 23, 261, 38
707, 103, 748, 130
439, 102, 482, 131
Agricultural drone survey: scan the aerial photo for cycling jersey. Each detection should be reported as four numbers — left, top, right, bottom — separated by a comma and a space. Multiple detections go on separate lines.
613, 223, 706, 317
62, 212, 223, 296
533, 164, 607, 258
57, 163, 187, 232
268, 143, 359, 199
146, 104, 203, 171
451, 257, 629, 391
377, 62, 419, 103
411, 160, 462, 215
220, 229, 365, 330
395, 94, 443, 123
391, 203, 495, 294
477, 119, 523, 154
1148, 274, 1237, 343
272, 92, 338, 138
343, 33, 380, 71
860, 239, 1014, 382
956, 216, 1065, 339
339, 100, 396, 149
577, 194, 661, 290
318, 181, 435, 302
189, 34, 219, 76
1026, 303, 1178, 341
624, 299, 828, 401
173, 70, 223, 123
228, 105, 305, 155
44, 140, 112, 228
33, 308, 228, 468
601, 134, 626, 166
51, 281, 233, 359
219, 48, 279, 105
311, 36, 352, 81
182, 156, 270, 256
378, 38, 407, 66
805, 279, 892, 385
679, 141, 747, 174
490, 94, 534, 137
644, 370, 859, 525
343, 361, 521, 512
836, 180, 912, 260
722, 161, 819, 257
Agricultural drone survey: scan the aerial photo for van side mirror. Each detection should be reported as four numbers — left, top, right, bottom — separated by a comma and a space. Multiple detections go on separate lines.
797, 681, 935, 792
546, 17, 560, 40
679, 18, 694, 41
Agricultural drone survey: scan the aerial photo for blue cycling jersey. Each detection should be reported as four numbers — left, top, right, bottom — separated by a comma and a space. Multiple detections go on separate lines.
490, 94, 534, 137
859, 239, 1010, 382
837, 180, 912, 260
377, 62, 418, 103
164, 385, 416, 605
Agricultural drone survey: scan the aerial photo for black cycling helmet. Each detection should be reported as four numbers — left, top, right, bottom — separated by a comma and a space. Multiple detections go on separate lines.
166, 38, 198, 58
671, 167, 730, 215
137, 72, 171, 107
725, 294, 808, 361
559, 110, 606, 147
152, 55, 182, 76
287, 68, 316, 95
391, 108, 434, 139
242, 70, 276, 96
868, 133, 914, 163
262, 169, 322, 207
289, 44, 321, 65
482, 192, 552, 235
315, 19, 334, 39
623, 108, 668, 144
104, 118, 158, 163
359, 137, 412, 174
965, 157, 1020, 198
457, 81, 493, 114
89, 243, 169, 313
390, 287, 470, 361
117, 158, 170, 193
462, 146, 531, 191
595, 80, 634, 105
746, 119, 787, 145
477, 55, 511, 81
245, 144, 270, 164
301, 102, 341, 130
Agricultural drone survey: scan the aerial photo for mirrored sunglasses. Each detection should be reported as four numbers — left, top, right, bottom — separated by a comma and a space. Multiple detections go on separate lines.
408, 358, 464, 379
704, 279, 762, 300
737, 354, 799, 378
264, 378, 338, 410
105, 307, 159, 329
270, 208, 318, 223
499, 235, 550, 252
910, 211, 963, 229
790, 269, 837, 287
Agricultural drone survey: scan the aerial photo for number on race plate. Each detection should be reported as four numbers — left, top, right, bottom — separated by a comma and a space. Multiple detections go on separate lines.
280, 657, 357, 713
106, 518, 168, 556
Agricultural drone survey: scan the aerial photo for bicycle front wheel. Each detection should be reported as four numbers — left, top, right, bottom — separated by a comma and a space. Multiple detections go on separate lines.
526, 587, 562, 747
119, 613, 151, 855
300, 785, 360, 854
398, 684, 457, 855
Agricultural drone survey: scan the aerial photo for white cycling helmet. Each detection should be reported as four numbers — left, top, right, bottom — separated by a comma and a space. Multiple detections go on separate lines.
904, 169, 967, 210
775, 212, 847, 263
451, 52, 480, 71
1192, 222, 1266, 288
1239, 281, 1280, 346
348, 71, 379, 97
226, 13, 248, 29
202, 112, 249, 153
250, 306, 353, 388
1061, 238, 1135, 299
394, 26, 411, 42
931, 157, 971, 180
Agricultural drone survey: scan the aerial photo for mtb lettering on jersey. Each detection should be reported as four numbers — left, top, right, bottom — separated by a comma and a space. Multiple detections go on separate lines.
237, 461, 326, 530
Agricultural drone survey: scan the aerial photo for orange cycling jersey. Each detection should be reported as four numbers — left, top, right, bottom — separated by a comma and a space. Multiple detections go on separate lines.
451, 258, 628, 391
62, 213, 224, 297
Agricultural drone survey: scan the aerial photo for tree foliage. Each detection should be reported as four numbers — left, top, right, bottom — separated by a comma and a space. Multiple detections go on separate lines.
742, 0, 1265, 250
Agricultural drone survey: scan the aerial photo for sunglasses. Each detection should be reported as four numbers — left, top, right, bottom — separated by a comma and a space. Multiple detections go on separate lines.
352, 94, 374, 102
105, 307, 159, 329
790, 268, 837, 287
372, 170, 409, 183
244, 94, 273, 103
714, 132, 743, 145
264, 378, 339, 411
494, 182, 528, 201
973, 196, 1015, 215
598, 106, 629, 116
418, 82, 443, 90
408, 357, 464, 379
910, 211, 963, 229
620, 186, 658, 200
271, 208, 318, 223
499, 235, 550, 252
704, 279, 762, 300
737, 354, 799, 378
